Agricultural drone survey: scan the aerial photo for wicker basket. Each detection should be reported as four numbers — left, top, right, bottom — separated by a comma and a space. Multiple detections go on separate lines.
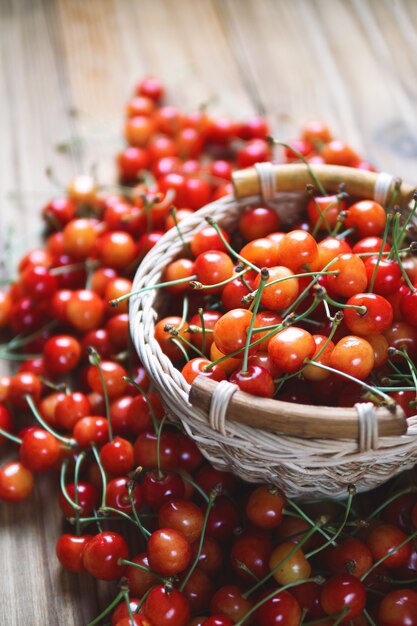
129, 163, 417, 499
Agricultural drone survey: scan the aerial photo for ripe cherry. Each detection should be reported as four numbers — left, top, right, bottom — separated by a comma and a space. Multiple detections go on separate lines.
143, 585, 190, 626
320, 574, 366, 621
268, 327, 315, 373
20, 428, 61, 472
0, 461, 34, 502
378, 589, 417, 626
82, 531, 129, 580
55, 534, 92, 573
246, 485, 285, 529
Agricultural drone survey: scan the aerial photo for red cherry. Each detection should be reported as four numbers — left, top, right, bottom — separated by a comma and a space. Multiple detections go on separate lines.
0, 461, 34, 502
255, 589, 302, 626
378, 589, 417, 626
143, 470, 185, 510
159, 499, 204, 544
43, 335, 81, 374
59, 481, 99, 518
99, 437, 134, 475
147, 528, 192, 576
143, 585, 190, 626
246, 485, 285, 529
82, 531, 129, 580
367, 523, 411, 569
125, 553, 158, 597
106, 476, 143, 514
56, 534, 92, 572
230, 365, 275, 398
20, 428, 61, 472
320, 574, 366, 621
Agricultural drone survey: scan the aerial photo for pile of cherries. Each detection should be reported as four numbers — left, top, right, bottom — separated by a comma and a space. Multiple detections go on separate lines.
1, 76, 417, 625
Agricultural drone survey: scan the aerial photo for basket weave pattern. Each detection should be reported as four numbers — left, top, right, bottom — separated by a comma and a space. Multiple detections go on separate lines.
130, 176, 417, 499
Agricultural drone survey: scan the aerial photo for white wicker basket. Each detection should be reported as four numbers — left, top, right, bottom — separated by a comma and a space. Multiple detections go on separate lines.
129, 163, 417, 498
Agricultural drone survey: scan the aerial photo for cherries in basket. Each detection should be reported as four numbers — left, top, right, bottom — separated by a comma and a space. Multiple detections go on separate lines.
133, 184, 417, 413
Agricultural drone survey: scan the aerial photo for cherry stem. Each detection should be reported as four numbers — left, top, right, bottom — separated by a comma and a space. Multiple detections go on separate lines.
395, 348, 417, 394
243, 270, 339, 304
156, 415, 167, 479
73, 451, 86, 535
364, 485, 417, 523
242, 268, 269, 373
198, 307, 206, 355
0, 427, 22, 445
99, 505, 138, 527
237, 576, 322, 626
176, 295, 189, 332
4, 320, 58, 353
236, 560, 260, 583
109, 274, 198, 306
244, 522, 324, 598
190, 267, 249, 291
169, 206, 190, 254
87, 346, 112, 441
91, 444, 107, 509
268, 137, 327, 195
287, 499, 336, 545
362, 608, 377, 626
204, 216, 261, 272
335, 227, 355, 239
302, 361, 393, 405
49, 262, 87, 276
397, 197, 417, 249
25, 394, 74, 446
127, 481, 152, 540
176, 470, 210, 504
170, 336, 190, 361
60, 458, 82, 514
360, 527, 417, 581
311, 196, 335, 238
392, 212, 415, 291
86, 588, 125, 626
122, 590, 135, 626
323, 293, 367, 314
368, 212, 393, 293
179, 488, 217, 591
167, 327, 206, 359
282, 257, 338, 318
302, 608, 350, 626
0, 351, 43, 361
122, 378, 160, 434
305, 486, 355, 559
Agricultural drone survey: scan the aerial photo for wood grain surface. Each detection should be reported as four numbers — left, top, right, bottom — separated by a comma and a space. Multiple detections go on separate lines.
1, 0, 417, 624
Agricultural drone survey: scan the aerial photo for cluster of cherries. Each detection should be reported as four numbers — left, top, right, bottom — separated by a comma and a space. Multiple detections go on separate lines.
0, 76, 417, 625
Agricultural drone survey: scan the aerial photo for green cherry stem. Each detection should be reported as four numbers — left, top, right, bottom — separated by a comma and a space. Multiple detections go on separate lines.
169, 206, 189, 253
305, 485, 355, 559
86, 588, 126, 626
368, 212, 393, 293
302, 362, 393, 405
91, 444, 107, 509
87, 346, 112, 441
73, 451, 86, 535
119, 558, 162, 579
0, 427, 22, 445
127, 481, 152, 540
362, 608, 377, 626
60, 458, 81, 513
397, 194, 417, 249
364, 485, 417, 523
122, 377, 160, 433
176, 295, 189, 333
243, 270, 339, 305
268, 137, 327, 195
241, 268, 268, 373
179, 488, 217, 592
360, 527, 417, 582
311, 195, 335, 237
190, 267, 250, 291
392, 211, 415, 292
198, 307, 207, 355
287, 499, 336, 545
122, 590, 135, 626
25, 394, 75, 446
109, 275, 198, 306
204, 216, 260, 272
166, 327, 206, 359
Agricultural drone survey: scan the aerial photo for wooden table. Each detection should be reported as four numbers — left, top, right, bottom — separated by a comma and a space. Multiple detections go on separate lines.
1, 0, 417, 623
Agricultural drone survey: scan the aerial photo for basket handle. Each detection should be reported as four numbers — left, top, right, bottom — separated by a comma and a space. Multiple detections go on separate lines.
232, 163, 415, 207
189, 376, 408, 441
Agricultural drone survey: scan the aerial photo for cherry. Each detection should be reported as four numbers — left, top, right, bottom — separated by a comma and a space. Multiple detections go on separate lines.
117, 146, 151, 182
237, 138, 270, 168
59, 481, 99, 517
0, 405, 13, 444
143, 585, 190, 626
378, 589, 417, 626
147, 527, 192, 576
194, 251, 234, 292
231, 528, 272, 583
55, 392, 91, 431
163, 259, 196, 294
180, 568, 214, 614
125, 553, 158, 597
205, 495, 240, 542
303, 335, 335, 382
239, 207, 280, 241
134, 430, 180, 470
20, 265, 57, 301
55, 534, 92, 572
154, 316, 192, 361
344, 293, 393, 335
106, 476, 143, 513
66, 289, 104, 332
239, 115, 269, 140
137, 76, 165, 101
202, 618, 234, 626
255, 589, 302, 626
20, 428, 61, 472
364, 257, 403, 296
367, 523, 411, 568
0, 461, 34, 502
62, 218, 98, 259
330, 335, 375, 380
320, 574, 366, 621
112, 598, 142, 626
240, 238, 280, 268
210, 585, 253, 624
302, 119, 332, 143
268, 327, 315, 373
190, 226, 230, 257
143, 470, 185, 509
42, 196, 76, 227
213, 309, 253, 355
73, 416, 109, 447
82, 531, 129, 580
195, 465, 237, 496
326, 253, 368, 298
269, 541, 311, 585
99, 437, 135, 475
327, 538, 373, 578
43, 335, 81, 374
159, 499, 204, 543
192, 535, 223, 576
345, 200, 386, 237
96, 231, 137, 269
246, 485, 285, 529
316, 236, 351, 270
277, 230, 319, 271
321, 140, 359, 166
182, 358, 226, 385
256, 266, 299, 311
